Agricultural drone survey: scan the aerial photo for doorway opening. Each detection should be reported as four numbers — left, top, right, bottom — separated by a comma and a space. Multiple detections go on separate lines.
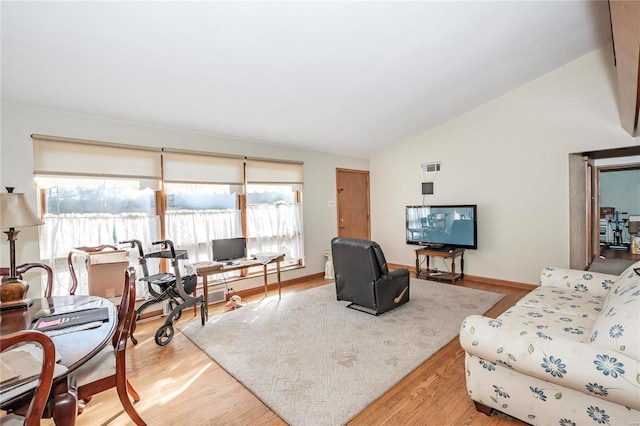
583, 146, 640, 273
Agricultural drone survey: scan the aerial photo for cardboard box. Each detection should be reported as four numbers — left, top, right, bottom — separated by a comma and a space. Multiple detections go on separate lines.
628, 215, 640, 235
87, 251, 130, 298
600, 207, 615, 220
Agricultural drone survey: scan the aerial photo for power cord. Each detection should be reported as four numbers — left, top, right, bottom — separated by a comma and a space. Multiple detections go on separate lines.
221, 275, 236, 296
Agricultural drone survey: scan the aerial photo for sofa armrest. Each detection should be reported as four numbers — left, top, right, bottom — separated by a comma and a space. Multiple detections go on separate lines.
460, 314, 640, 410
540, 266, 616, 297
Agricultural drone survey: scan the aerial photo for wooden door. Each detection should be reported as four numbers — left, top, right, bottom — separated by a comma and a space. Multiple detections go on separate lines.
336, 168, 370, 240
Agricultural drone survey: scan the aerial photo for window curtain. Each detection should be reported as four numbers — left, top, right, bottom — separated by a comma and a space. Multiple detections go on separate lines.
245, 203, 304, 264
164, 209, 242, 263
39, 213, 160, 297
245, 159, 304, 265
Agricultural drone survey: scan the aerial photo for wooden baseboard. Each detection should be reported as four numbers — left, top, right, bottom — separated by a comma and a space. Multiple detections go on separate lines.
463, 274, 537, 291
389, 263, 537, 291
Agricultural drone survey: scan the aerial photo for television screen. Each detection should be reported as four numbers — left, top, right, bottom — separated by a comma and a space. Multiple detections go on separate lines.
211, 237, 247, 261
406, 205, 477, 249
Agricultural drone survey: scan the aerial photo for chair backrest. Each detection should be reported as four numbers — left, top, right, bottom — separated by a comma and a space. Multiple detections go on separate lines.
0, 263, 54, 298
0, 330, 56, 426
331, 236, 391, 284
67, 245, 119, 295
113, 266, 137, 350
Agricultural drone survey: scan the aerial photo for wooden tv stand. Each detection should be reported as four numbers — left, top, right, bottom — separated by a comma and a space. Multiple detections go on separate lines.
415, 247, 465, 284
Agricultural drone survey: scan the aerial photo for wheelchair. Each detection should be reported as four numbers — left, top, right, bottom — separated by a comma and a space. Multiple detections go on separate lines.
121, 239, 207, 346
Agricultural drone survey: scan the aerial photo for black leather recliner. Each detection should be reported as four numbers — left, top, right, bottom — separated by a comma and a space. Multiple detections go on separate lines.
331, 237, 410, 315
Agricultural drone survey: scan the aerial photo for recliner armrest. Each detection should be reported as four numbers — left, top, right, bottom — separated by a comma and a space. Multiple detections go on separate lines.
386, 268, 410, 280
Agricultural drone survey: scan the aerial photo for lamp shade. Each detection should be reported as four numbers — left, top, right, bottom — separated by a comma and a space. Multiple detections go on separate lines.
0, 193, 44, 228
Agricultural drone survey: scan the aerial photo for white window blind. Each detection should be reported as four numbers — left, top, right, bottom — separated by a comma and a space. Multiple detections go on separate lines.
246, 159, 303, 184
162, 150, 245, 186
32, 135, 162, 187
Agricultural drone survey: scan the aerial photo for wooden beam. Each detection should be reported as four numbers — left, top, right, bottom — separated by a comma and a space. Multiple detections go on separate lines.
609, 0, 640, 136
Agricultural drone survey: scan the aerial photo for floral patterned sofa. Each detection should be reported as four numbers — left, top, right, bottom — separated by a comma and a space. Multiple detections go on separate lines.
459, 261, 640, 425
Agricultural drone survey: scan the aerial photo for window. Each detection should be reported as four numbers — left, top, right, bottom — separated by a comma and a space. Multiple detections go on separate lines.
162, 151, 245, 263
164, 183, 242, 263
32, 135, 305, 296
38, 177, 160, 296
33, 135, 162, 296
246, 184, 303, 267
245, 159, 304, 268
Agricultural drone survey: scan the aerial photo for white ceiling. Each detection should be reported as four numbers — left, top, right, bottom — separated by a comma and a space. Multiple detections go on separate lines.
1, 1, 613, 159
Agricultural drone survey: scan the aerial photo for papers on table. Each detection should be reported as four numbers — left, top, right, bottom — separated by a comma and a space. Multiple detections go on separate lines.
254, 252, 282, 264
185, 261, 220, 275
32, 307, 109, 332
0, 344, 68, 403
0, 348, 41, 388
32, 299, 104, 319
0, 343, 65, 400
44, 321, 105, 337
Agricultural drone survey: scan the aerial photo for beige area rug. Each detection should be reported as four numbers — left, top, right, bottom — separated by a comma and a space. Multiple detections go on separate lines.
179, 279, 504, 426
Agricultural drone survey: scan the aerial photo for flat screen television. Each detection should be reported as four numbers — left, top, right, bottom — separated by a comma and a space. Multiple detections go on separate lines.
405, 204, 477, 249
211, 237, 247, 261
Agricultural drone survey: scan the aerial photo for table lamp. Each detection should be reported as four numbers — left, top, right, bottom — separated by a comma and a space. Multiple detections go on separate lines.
0, 187, 44, 311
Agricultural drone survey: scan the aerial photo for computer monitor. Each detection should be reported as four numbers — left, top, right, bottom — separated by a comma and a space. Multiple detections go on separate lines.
211, 237, 247, 261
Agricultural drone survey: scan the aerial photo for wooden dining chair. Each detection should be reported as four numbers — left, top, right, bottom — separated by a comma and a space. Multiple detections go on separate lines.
73, 266, 146, 426
0, 263, 54, 298
0, 330, 56, 426
67, 245, 120, 295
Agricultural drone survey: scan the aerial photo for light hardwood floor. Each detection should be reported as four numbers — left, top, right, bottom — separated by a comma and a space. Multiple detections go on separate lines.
46, 276, 531, 426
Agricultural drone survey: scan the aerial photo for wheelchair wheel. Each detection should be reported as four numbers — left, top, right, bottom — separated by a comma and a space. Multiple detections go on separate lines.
168, 299, 182, 321
154, 324, 174, 346
200, 302, 208, 326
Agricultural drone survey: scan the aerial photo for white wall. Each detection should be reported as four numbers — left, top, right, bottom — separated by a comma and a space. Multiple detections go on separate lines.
0, 103, 368, 297
370, 46, 639, 285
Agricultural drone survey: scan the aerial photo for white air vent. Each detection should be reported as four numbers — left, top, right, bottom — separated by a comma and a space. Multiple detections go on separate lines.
421, 162, 441, 174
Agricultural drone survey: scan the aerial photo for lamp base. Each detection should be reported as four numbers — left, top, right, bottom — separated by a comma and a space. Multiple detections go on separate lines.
0, 297, 33, 311
0, 277, 32, 311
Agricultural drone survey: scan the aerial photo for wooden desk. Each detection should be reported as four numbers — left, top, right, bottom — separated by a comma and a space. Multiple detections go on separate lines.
0, 295, 117, 425
195, 254, 285, 310
415, 247, 465, 284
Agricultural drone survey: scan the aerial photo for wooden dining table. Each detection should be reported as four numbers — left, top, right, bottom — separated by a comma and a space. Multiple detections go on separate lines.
0, 295, 117, 425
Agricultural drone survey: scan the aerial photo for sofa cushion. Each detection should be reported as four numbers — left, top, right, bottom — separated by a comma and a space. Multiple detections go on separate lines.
589, 263, 640, 362
516, 286, 604, 320
501, 304, 595, 343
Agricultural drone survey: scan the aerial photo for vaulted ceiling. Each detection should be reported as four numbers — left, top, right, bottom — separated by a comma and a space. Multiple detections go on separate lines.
1, 1, 632, 158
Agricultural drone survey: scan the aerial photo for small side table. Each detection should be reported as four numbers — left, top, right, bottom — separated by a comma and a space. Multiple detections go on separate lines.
415, 247, 465, 284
